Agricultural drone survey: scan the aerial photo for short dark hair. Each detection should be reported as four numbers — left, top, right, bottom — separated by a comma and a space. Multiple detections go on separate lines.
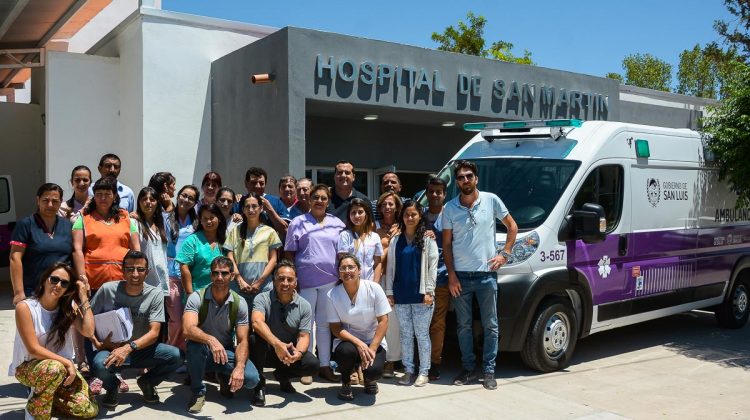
381, 171, 400, 182
335, 161, 354, 173
427, 175, 447, 189
211, 256, 233, 270
245, 167, 267, 182
98, 153, 121, 167
274, 259, 297, 277
87, 177, 122, 222
338, 253, 361, 270
278, 175, 297, 188
201, 171, 222, 188
453, 160, 478, 177
36, 183, 64, 199
311, 184, 331, 199
123, 250, 149, 268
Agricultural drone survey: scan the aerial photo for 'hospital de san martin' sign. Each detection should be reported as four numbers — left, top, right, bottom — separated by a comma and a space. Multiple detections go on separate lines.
314, 55, 610, 120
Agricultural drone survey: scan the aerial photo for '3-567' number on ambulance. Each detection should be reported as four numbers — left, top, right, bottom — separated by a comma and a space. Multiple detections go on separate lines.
539, 249, 565, 262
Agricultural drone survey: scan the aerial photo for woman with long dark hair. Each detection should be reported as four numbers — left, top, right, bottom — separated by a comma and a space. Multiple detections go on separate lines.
10, 183, 73, 306
384, 201, 438, 387
196, 171, 222, 211
148, 171, 176, 213
328, 254, 390, 401
176, 202, 227, 295
10, 262, 98, 419
164, 185, 200, 350
337, 198, 383, 283
59, 166, 92, 220
225, 192, 281, 307
216, 186, 239, 234
72, 177, 140, 292
136, 187, 169, 295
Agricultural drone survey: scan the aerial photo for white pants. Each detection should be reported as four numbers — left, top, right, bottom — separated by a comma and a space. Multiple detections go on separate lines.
299, 282, 336, 367
385, 306, 402, 361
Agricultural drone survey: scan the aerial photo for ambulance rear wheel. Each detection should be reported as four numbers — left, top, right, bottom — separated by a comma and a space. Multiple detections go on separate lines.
521, 297, 578, 372
715, 278, 750, 329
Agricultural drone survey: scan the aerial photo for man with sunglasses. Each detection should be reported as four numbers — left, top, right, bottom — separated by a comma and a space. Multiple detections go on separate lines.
183, 256, 260, 414
89, 250, 183, 408
248, 260, 319, 406
441, 160, 518, 390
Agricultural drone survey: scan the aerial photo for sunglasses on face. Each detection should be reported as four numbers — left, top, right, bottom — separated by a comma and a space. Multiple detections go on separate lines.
124, 266, 148, 273
456, 173, 475, 181
211, 270, 232, 277
48, 276, 71, 289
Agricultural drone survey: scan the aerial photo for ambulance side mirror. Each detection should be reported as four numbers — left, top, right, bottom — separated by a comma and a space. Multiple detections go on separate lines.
558, 203, 607, 243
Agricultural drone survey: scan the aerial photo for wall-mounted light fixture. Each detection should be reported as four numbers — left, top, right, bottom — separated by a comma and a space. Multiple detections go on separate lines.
251, 73, 275, 84
363, 115, 378, 121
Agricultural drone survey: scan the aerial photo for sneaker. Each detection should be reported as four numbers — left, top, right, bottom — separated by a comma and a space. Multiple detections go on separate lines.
338, 383, 354, 401
453, 369, 478, 386
318, 366, 339, 382
363, 379, 379, 395
188, 393, 205, 414
273, 371, 296, 393
383, 361, 395, 378
100, 390, 118, 409
414, 374, 429, 387
398, 373, 414, 386
483, 373, 497, 390
428, 364, 441, 381
251, 386, 266, 407
300, 375, 313, 385
137, 376, 160, 404
88, 378, 103, 395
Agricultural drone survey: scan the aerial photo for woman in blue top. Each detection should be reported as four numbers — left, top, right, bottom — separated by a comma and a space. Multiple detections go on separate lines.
176, 202, 227, 296
384, 201, 438, 387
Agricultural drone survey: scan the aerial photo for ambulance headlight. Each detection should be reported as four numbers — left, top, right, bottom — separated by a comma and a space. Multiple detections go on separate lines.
496, 231, 540, 266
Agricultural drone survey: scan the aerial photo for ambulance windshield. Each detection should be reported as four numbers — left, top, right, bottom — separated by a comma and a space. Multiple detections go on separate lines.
427, 158, 580, 231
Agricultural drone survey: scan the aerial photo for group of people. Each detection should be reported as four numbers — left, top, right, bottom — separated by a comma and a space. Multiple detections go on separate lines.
8, 154, 518, 418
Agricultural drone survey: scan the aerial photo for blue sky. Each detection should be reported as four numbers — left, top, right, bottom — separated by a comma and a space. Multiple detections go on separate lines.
163, 0, 734, 85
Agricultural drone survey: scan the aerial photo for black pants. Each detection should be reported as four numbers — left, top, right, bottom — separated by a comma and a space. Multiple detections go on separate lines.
332, 342, 386, 384
249, 334, 320, 386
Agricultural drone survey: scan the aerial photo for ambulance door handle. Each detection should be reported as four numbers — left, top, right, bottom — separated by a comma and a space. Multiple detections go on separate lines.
618, 234, 628, 256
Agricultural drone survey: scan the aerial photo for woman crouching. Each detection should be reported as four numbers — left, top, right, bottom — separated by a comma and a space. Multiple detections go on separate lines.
9, 262, 98, 419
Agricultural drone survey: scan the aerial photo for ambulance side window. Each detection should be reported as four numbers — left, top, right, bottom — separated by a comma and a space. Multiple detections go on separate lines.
0, 177, 9, 213
571, 165, 624, 233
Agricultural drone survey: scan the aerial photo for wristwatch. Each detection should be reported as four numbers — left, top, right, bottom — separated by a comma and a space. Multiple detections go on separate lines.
499, 250, 512, 260
129, 341, 138, 351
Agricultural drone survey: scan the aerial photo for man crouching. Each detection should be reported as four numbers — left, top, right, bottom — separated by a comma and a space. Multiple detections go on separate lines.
183, 256, 260, 413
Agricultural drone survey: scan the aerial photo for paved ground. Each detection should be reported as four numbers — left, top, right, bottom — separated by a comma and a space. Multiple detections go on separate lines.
0, 276, 747, 419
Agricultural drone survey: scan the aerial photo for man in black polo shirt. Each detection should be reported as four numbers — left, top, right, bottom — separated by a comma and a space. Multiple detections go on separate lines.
249, 260, 319, 406
327, 160, 369, 223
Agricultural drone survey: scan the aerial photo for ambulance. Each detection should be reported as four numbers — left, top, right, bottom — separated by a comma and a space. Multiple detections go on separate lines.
0, 175, 15, 267
428, 119, 750, 372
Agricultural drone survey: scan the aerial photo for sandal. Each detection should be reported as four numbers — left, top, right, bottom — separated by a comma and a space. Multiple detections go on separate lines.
116, 374, 129, 392
88, 378, 103, 395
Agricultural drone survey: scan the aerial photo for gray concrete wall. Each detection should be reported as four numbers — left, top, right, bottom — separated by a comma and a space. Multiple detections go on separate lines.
619, 101, 703, 129
211, 28, 291, 193
0, 103, 45, 218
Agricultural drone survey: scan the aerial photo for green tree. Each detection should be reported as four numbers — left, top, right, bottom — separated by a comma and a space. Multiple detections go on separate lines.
677, 42, 737, 99
605, 72, 624, 83
431, 12, 534, 65
702, 61, 750, 206
714, 0, 750, 59
621, 53, 672, 91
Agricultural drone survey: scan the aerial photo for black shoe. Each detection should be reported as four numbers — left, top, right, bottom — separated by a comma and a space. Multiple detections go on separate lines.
453, 369, 479, 386
137, 376, 160, 404
182, 374, 191, 386
273, 370, 296, 393
338, 383, 354, 401
483, 373, 497, 390
363, 379, 379, 395
188, 393, 205, 414
251, 386, 266, 407
428, 364, 441, 381
100, 390, 118, 409
218, 375, 234, 399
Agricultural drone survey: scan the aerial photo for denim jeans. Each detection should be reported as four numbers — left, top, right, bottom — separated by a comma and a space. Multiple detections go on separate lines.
396, 303, 434, 376
453, 271, 499, 374
185, 340, 260, 396
92, 343, 182, 394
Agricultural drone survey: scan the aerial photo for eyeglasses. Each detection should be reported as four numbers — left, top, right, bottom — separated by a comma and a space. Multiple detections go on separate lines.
467, 209, 477, 228
456, 173, 475, 182
48, 276, 71, 289
211, 270, 232, 277
338, 265, 358, 272
311, 195, 328, 202
179, 193, 196, 202
124, 266, 148, 273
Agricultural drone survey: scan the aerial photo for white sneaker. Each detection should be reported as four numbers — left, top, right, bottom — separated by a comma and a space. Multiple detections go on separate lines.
398, 373, 414, 385
414, 374, 429, 387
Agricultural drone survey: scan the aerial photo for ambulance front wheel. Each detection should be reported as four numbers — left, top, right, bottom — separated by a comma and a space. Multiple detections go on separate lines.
715, 278, 750, 329
520, 297, 579, 373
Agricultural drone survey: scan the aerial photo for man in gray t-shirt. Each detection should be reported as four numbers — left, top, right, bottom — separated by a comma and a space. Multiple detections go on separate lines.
248, 260, 319, 406
90, 251, 182, 408
183, 256, 260, 414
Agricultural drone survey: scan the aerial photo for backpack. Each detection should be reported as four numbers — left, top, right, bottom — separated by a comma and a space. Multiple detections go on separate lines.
197, 287, 241, 332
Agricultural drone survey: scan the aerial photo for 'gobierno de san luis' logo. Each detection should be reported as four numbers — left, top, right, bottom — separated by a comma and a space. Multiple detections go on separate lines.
646, 178, 660, 207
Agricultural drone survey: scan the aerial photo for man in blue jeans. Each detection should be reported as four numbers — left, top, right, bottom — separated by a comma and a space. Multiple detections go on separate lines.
442, 160, 518, 390
90, 250, 183, 408
183, 256, 260, 413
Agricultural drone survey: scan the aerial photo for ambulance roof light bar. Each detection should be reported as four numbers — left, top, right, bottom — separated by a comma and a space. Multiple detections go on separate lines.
463, 119, 583, 132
